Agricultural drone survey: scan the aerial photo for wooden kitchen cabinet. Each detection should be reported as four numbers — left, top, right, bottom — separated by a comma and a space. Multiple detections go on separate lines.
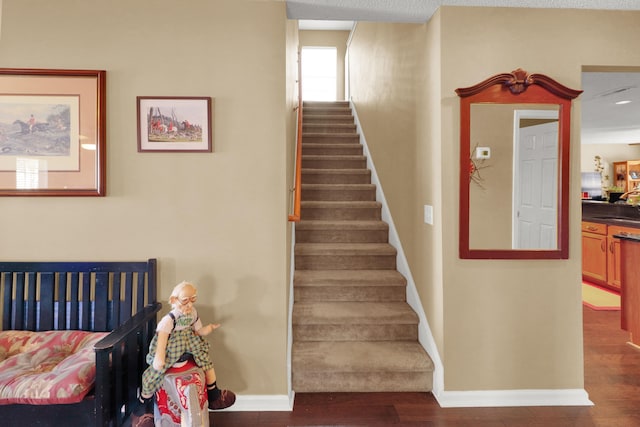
620, 237, 640, 340
582, 220, 639, 291
582, 221, 608, 284
607, 225, 640, 289
613, 160, 640, 193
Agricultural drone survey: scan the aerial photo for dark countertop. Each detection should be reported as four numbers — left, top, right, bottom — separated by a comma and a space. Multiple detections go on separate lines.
582, 200, 640, 229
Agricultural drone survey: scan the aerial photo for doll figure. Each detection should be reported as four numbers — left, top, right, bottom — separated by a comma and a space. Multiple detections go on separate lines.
134, 281, 235, 419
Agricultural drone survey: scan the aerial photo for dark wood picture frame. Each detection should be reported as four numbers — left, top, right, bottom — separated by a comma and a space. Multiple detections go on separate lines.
0, 68, 106, 196
136, 96, 212, 153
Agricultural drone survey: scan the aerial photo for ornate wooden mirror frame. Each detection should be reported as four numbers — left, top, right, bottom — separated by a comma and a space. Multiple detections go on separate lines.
456, 69, 582, 259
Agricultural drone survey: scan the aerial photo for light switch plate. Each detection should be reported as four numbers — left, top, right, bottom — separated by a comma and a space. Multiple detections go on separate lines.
424, 205, 433, 225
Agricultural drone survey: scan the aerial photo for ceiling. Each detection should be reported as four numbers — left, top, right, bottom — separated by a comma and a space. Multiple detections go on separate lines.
287, 0, 640, 25
582, 72, 640, 145
289, 1, 640, 145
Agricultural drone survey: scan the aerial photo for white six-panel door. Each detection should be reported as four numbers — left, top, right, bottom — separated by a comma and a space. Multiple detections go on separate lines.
512, 110, 559, 249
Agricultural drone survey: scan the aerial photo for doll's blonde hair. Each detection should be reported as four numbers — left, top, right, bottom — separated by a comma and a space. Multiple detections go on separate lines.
169, 281, 197, 308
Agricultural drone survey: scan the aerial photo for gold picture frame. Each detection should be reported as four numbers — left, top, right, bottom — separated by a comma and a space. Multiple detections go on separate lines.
0, 68, 106, 196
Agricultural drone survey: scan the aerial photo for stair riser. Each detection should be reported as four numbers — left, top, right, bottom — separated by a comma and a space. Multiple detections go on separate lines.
303, 146, 363, 156
300, 206, 381, 221
296, 229, 388, 243
303, 135, 360, 144
292, 371, 432, 393
304, 109, 351, 116
296, 255, 396, 270
294, 286, 406, 302
302, 172, 371, 185
304, 102, 349, 108
303, 125, 356, 134
302, 158, 367, 169
293, 324, 417, 342
301, 188, 376, 201
304, 116, 354, 125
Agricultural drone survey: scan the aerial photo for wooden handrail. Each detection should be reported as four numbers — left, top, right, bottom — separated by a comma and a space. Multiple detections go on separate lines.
289, 50, 303, 222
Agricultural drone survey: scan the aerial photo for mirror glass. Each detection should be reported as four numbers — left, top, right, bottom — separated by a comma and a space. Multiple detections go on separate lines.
457, 69, 582, 259
469, 104, 560, 250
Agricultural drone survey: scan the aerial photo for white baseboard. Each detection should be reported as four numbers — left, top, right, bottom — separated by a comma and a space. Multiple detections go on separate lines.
217, 394, 293, 412
219, 389, 591, 412
435, 388, 593, 408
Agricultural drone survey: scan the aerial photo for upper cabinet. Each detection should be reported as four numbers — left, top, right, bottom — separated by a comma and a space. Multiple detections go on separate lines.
613, 160, 640, 193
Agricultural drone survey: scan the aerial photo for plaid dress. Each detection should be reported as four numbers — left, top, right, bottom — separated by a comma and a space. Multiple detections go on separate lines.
142, 308, 214, 395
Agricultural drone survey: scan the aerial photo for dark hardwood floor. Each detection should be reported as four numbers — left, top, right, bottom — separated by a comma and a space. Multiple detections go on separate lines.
212, 307, 640, 426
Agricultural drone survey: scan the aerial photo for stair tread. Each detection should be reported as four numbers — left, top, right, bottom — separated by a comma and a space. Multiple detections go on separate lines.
302, 154, 365, 159
301, 200, 381, 206
302, 183, 373, 187
293, 301, 418, 324
292, 341, 433, 372
302, 143, 360, 148
303, 114, 352, 117
303, 132, 356, 134
304, 107, 351, 111
296, 220, 387, 230
303, 132, 357, 136
302, 183, 374, 188
303, 113, 352, 117
295, 243, 396, 255
303, 118, 354, 124
303, 123, 355, 128
294, 270, 406, 287
303, 101, 349, 106
303, 168, 369, 174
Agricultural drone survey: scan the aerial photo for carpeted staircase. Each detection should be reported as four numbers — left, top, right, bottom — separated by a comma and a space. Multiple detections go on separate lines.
292, 101, 434, 393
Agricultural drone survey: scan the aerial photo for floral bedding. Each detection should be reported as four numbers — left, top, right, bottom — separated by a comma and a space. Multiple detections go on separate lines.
0, 330, 108, 405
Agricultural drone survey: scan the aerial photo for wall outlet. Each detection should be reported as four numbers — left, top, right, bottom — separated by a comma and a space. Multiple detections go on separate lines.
424, 205, 433, 225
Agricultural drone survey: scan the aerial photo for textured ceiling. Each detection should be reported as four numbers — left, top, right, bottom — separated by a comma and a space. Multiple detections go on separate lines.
287, 0, 640, 22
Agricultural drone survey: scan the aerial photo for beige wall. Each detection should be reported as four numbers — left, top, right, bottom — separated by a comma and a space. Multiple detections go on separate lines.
0, 0, 290, 396
299, 30, 350, 100
440, 7, 640, 391
348, 7, 640, 393
348, 22, 425, 262
421, 13, 445, 366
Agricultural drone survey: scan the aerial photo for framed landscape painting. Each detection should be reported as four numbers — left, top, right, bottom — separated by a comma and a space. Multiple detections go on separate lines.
0, 68, 106, 196
137, 96, 213, 152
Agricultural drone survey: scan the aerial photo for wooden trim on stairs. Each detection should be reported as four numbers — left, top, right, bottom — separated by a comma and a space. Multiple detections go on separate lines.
289, 50, 303, 222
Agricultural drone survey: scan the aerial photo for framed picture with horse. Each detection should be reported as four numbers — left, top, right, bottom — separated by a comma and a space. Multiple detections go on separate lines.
0, 68, 106, 196
136, 96, 213, 153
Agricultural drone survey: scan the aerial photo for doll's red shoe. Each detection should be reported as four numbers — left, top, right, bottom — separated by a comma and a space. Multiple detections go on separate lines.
208, 388, 236, 410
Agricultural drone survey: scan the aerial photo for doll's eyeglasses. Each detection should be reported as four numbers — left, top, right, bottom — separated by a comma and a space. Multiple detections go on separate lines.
178, 295, 197, 305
